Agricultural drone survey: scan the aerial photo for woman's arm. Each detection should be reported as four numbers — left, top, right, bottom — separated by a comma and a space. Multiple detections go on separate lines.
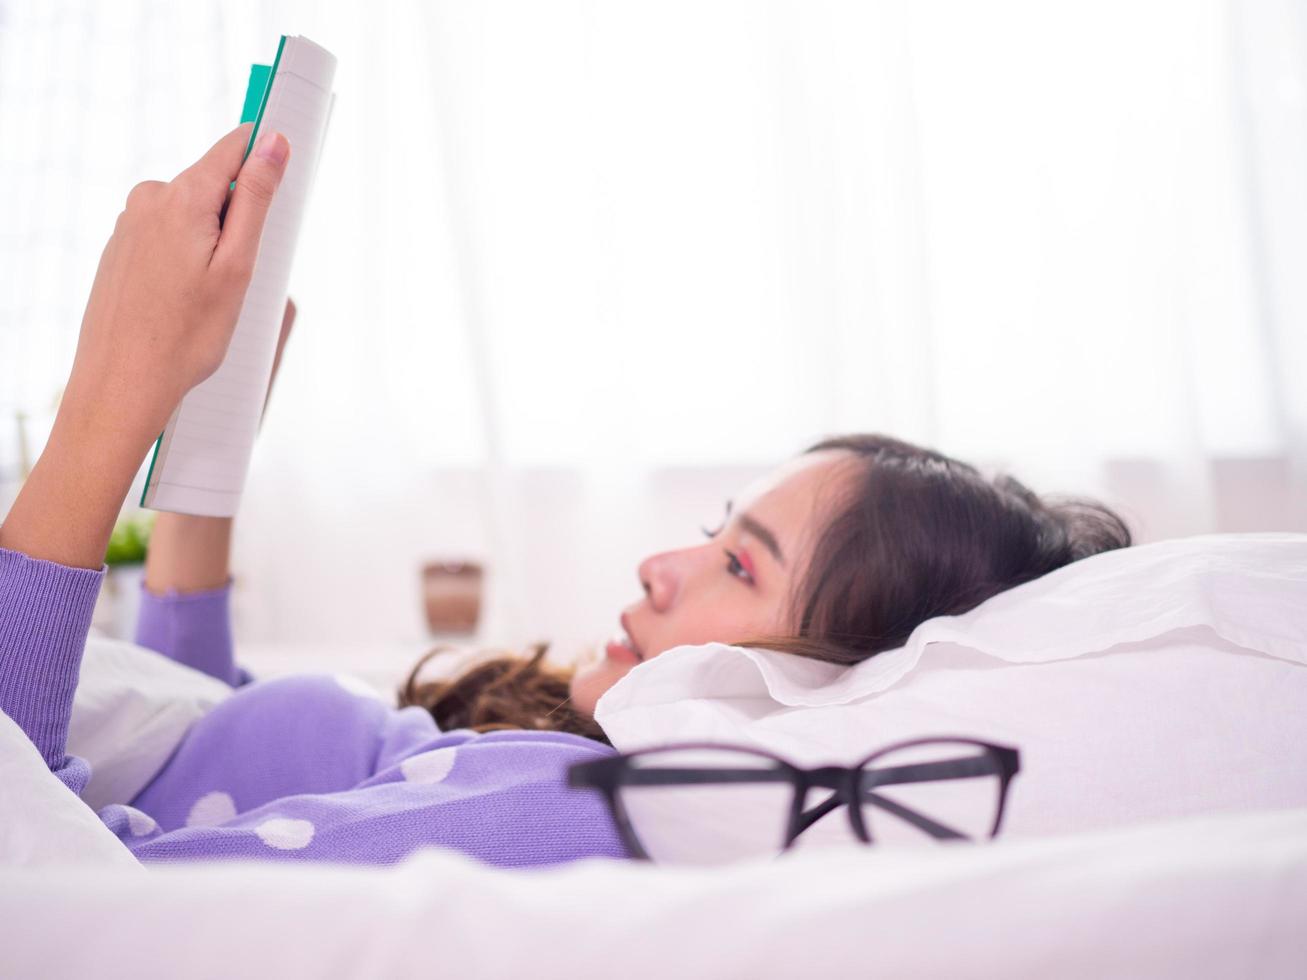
0, 385, 159, 775
0, 404, 140, 779
144, 514, 233, 595
134, 513, 245, 686
134, 513, 243, 686
0, 398, 159, 571
0, 123, 289, 782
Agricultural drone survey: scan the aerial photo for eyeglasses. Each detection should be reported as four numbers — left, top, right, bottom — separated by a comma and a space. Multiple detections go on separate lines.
568, 737, 1020, 865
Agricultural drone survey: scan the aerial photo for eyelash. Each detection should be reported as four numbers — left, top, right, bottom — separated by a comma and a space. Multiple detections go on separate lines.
701, 525, 754, 585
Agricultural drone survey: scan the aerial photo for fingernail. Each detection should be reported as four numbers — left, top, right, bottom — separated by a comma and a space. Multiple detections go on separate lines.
254, 131, 289, 166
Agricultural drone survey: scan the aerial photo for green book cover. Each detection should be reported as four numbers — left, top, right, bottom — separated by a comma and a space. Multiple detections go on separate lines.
241, 62, 273, 124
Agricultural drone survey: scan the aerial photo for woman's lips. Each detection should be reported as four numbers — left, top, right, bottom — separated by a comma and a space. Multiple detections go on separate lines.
604, 638, 642, 665
606, 615, 645, 665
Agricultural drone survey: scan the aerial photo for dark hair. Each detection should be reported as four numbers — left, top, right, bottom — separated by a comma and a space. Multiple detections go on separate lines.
743, 433, 1131, 663
399, 643, 609, 744
398, 433, 1131, 735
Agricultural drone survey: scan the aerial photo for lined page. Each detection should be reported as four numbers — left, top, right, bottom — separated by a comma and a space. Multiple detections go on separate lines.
143, 37, 336, 516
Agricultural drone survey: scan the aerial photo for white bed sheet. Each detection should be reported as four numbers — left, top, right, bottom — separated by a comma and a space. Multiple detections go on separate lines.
1, 806, 1305, 979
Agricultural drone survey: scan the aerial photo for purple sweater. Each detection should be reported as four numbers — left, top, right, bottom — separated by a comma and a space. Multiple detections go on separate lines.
0, 542, 627, 867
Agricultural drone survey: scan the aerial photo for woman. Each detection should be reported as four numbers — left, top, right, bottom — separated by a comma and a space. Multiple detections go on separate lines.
0, 127, 1129, 868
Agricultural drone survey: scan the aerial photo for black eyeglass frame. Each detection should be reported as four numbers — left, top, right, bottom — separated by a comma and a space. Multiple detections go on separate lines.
568, 736, 1021, 861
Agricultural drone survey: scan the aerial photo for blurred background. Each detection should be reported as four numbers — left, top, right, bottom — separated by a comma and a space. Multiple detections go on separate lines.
1, 0, 1304, 666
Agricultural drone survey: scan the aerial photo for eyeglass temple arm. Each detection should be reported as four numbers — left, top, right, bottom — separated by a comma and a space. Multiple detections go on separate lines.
863, 791, 967, 840
794, 755, 999, 841
793, 790, 967, 840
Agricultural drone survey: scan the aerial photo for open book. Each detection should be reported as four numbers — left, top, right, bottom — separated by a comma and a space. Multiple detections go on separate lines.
140, 35, 336, 515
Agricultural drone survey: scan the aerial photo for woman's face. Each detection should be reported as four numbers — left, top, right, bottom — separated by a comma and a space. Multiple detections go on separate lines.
568, 449, 859, 716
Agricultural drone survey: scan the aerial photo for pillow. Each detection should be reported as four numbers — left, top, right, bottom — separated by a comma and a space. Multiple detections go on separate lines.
69, 634, 234, 810
594, 533, 1307, 861
0, 709, 142, 869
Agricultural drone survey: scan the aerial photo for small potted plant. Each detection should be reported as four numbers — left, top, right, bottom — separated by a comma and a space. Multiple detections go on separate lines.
92, 510, 156, 638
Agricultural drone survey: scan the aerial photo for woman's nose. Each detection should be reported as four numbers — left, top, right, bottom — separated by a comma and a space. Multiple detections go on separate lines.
638, 552, 678, 613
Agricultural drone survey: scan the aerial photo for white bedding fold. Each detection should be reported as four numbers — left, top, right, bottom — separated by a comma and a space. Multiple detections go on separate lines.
1, 807, 1304, 979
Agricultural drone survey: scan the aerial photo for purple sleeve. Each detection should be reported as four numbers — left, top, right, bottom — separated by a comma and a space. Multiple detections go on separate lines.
134, 577, 252, 688
0, 542, 104, 793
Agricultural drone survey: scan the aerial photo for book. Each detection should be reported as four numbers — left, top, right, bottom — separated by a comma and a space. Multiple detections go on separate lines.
140, 35, 337, 516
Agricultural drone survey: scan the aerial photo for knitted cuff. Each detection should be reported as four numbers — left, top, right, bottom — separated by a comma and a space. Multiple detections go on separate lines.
134, 576, 241, 687
0, 544, 105, 768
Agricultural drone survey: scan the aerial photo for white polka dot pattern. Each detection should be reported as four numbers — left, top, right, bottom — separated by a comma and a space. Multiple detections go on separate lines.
186, 790, 238, 827
400, 748, 458, 784
255, 817, 315, 850
125, 808, 157, 837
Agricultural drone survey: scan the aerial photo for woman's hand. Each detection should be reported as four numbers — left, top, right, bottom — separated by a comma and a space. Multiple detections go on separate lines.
62, 123, 291, 447
0, 125, 289, 571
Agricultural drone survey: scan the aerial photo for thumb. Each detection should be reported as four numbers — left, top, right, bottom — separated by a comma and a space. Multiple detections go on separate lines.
212, 130, 290, 276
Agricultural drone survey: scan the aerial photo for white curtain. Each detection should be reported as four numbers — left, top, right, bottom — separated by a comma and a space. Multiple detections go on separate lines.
1, 0, 1303, 652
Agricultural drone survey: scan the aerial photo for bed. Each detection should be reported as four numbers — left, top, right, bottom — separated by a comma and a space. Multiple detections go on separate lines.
2, 532, 1306, 978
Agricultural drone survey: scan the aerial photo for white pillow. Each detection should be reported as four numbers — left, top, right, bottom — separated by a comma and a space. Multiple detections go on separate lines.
69, 634, 234, 810
595, 533, 1307, 861
0, 709, 142, 869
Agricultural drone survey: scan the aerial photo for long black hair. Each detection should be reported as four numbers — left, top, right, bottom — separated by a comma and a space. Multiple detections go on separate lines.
746, 433, 1132, 663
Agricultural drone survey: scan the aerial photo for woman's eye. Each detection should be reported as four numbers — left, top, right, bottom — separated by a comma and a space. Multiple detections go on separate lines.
724, 549, 753, 584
